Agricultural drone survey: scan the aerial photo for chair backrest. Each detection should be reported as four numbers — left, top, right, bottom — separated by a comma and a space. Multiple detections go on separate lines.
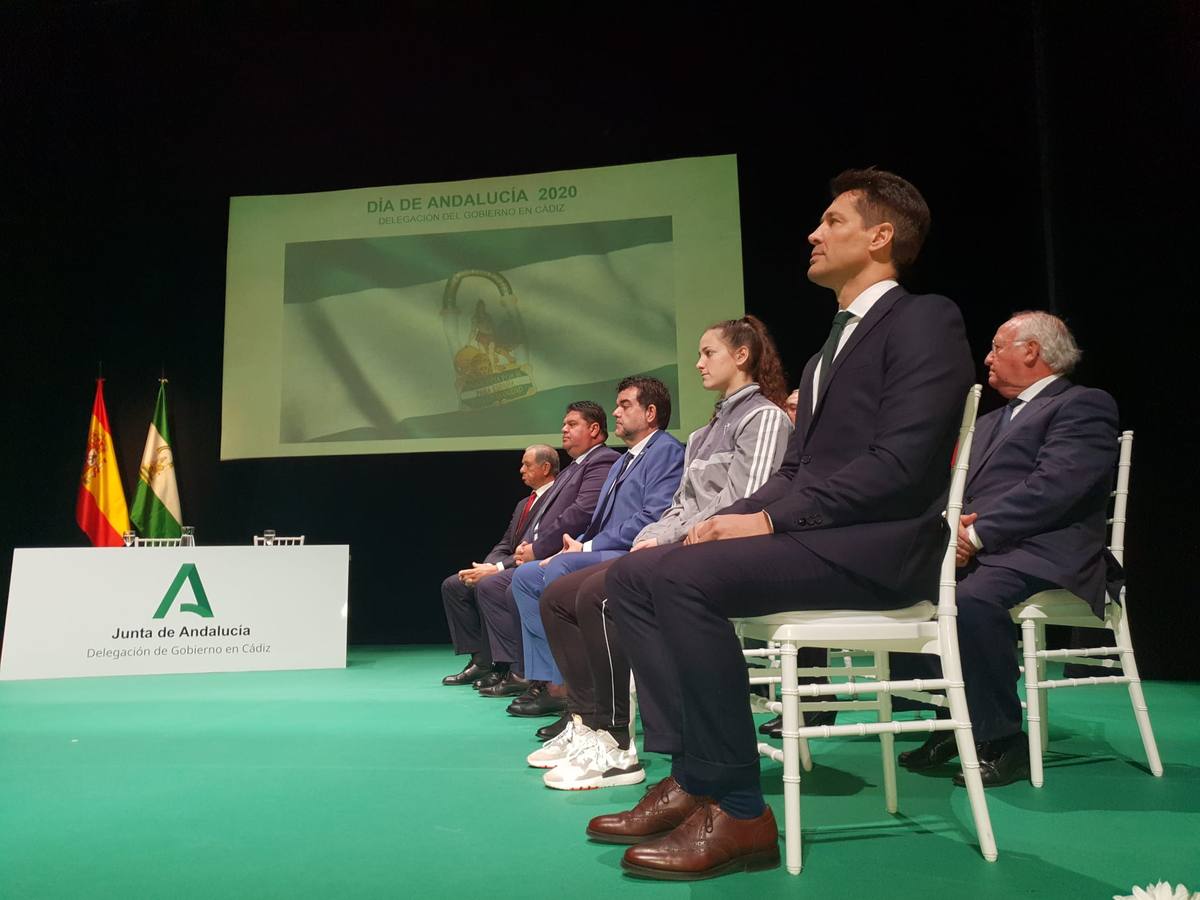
133, 537, 182, 548
253, 535, 305, 546
936, 385, 983, 615
1109, 431, 1133, 566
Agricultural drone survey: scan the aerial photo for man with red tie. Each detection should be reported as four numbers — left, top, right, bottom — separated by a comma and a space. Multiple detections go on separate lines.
440, 444, 560, 686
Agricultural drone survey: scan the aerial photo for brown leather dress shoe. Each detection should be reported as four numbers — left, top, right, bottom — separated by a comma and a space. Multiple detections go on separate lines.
586, 776, 709, 845
621, 802, 780, 880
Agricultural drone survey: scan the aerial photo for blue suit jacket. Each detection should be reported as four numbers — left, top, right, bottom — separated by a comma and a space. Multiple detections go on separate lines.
725, 287, 974, 598
965, 378, 1118, 615
580, 430, 685, 552
524, 444, 620, 560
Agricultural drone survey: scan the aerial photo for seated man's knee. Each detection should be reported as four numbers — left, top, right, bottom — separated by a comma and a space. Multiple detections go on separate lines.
474, 574, 507, 608
511, 560, 543, 593
441, 573, 465, 600
606, 547, 655, 595
541, 571, 577, 613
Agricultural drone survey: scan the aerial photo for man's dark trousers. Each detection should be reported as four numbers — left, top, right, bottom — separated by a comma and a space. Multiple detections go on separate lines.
475, 570, 523, 676
606, 534, 904, 794
441, 574, 493, 666
540, 558, 629, 732
893, 562, 1056, 742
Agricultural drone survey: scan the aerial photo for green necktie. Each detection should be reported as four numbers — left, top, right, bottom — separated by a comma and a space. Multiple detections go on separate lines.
817, 310, 855, 397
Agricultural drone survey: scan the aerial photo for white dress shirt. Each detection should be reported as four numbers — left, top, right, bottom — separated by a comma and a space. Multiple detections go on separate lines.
811, 279, 899, 412
581, 431, 655, 552
495, 478, 557, 571
1008, 373, 1061, 421
966, 373, 1063, 550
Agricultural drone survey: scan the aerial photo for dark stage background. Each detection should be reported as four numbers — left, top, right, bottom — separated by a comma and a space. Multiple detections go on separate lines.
2, 4, 1196, 677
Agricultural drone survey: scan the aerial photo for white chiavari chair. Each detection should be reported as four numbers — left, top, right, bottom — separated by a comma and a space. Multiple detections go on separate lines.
734, 385, 996, 875
253, 534, 305, 546
1011, 430, 1162, 786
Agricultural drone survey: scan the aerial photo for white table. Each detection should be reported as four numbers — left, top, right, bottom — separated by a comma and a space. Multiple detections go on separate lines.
2, 546, 349, 681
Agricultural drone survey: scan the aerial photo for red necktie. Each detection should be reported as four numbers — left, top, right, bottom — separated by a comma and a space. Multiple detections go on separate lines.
515, 491, 537, 537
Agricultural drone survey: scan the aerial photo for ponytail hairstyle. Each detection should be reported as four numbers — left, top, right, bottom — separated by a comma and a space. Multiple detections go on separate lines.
707, 315, 789, 409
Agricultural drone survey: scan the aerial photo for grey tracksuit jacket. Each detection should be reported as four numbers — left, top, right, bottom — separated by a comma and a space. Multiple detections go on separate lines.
635, 383, 792, 546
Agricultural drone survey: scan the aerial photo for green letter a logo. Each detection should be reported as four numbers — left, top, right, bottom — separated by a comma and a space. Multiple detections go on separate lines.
153, 564, 215, 619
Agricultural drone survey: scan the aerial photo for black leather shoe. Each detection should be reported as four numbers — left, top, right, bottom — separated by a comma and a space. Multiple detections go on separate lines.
759, 710, 838, 739
898, 731, 959, 770
507, 683, 568, 718
536, 714, 571, 741
757, 715, 780, 736
510, 681, 545, 706
442, 661, 491, 686
505, 681, 548, 715
953, 733, 1030, 788
474, 668, 506, 690
478, 671, 530, 697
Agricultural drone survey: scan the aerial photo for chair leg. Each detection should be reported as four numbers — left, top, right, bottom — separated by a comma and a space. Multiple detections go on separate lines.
1022, 619, 1045, 787
779, 641, 803, 875
941, 619, 998, 862
768, 640, 778, 705
799, 735, 814, 773
1034, 622, 1049, 753
876, 650, 898, 814
1112, 605, 1163, 776
628, 674, 638, 744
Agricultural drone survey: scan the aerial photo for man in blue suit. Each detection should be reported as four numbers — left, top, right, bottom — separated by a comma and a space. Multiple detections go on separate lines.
896, 311, 1119, 787
506, 376, 685, 718
475, 402, 619, 697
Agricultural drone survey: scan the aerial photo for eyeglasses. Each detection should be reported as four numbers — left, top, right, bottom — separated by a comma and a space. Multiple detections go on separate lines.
990, 339, 1029, 354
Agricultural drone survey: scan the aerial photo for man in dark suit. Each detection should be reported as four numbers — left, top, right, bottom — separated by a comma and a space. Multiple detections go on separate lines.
591, 169, 973, 880
507, 376, 684, 720
474, 402, 619, 696
440, 444, 560, 686
895, 311, 1118, 787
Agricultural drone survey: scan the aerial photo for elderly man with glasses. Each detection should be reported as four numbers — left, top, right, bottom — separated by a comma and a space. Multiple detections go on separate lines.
893, 310, 1121, 787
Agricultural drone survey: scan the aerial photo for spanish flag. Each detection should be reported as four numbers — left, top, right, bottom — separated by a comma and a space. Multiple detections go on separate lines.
75, 380, 131, 546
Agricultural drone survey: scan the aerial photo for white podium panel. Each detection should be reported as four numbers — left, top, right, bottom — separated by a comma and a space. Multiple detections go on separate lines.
1, 546, 349, 681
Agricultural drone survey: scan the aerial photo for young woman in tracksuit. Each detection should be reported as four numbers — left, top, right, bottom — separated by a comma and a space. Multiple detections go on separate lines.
531, 316, 793, 790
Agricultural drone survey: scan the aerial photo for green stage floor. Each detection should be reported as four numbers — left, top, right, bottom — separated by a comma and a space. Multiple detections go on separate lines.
1, 646, 1197, 898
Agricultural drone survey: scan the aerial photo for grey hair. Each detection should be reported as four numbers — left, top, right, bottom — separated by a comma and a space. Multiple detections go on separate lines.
528, 443, 561, 476
1009, 310, 1083, 375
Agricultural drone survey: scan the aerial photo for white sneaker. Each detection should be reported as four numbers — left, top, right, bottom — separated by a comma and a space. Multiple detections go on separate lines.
526, 716, 592, 769
542, 729, 645, 790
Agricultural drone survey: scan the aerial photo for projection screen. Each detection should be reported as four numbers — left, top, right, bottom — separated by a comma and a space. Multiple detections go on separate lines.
221, 155, 743, 459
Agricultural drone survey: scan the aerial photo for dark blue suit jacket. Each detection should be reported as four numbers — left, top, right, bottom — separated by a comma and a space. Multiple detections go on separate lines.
580, 430, 685, 552
525, 444, 620, 560
726, 286, 974, 598
966, 378, 1118, 615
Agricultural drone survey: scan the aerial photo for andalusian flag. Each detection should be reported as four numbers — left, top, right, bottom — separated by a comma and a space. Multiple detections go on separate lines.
75, 380, 131, 546
130, 380, 183, 538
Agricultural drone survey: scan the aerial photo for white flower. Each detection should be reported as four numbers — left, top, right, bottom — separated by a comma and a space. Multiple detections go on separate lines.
1114, 882, 1199, 900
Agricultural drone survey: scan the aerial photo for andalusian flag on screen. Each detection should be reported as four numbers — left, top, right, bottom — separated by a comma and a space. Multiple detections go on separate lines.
278, 217, 677, 443
130, 380, 183, 539
75, 380, 131, 546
